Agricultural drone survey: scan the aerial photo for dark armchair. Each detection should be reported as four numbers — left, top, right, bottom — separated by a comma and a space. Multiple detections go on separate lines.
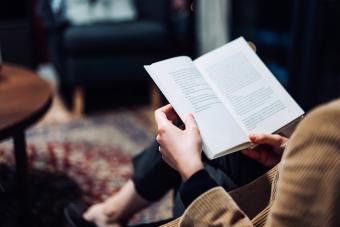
38, 0, 193, 114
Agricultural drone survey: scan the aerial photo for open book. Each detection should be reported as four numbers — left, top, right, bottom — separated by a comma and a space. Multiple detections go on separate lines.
145, 37, 304, 159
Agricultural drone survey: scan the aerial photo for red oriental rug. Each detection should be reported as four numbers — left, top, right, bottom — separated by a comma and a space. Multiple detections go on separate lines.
0, 109, 172, 226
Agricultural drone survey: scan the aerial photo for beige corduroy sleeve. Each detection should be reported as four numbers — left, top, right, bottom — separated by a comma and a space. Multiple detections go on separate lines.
178, 187, 253, 227
163, 99, 340, 227
265, 99, 340, 227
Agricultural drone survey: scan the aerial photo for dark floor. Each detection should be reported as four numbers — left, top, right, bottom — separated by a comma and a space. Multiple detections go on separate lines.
0, 164, 81, 227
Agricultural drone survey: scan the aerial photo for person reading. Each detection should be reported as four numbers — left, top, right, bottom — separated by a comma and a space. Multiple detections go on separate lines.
156, 99, 340, 226
145, 37, 303, 159
66, 122, 287, 227
65, 43, 291, 227
67, 98, 340, 227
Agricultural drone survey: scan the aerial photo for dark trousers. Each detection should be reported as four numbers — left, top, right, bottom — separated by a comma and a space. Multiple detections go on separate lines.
132, 140, 268, 217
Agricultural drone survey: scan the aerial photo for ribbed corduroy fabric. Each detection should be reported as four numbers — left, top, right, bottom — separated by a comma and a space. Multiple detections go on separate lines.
162, 99, 340, 227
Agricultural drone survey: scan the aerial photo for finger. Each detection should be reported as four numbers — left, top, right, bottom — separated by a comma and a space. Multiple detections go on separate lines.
254, 144, 274, 154
159, 103, 172, 111
158, 104, 173, 115
154, 108, 170, 129
247, 41, 256, 52
156, 104, 179, 124
160, 104, 178, 121
249, 133, 283, 147
167, 109, 180, 124
242, 149, 276, 167
242, 149, 261, 160
184, 113, 198, 130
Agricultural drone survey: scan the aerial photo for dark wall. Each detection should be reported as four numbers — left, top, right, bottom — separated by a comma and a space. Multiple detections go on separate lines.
231, 0, 340, 111
0, 1, 29, 20
289, 0, 340, 110
0, 0, 36, 68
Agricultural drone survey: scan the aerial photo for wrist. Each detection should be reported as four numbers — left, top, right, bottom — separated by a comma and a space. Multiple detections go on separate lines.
180, 161, 204, 181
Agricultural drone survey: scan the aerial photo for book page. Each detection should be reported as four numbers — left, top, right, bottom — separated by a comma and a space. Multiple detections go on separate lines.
194, 37, 304, 134
145, 56, 249, 159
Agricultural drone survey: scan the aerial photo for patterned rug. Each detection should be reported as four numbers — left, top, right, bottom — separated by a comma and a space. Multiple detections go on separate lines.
0, 109, 173, 226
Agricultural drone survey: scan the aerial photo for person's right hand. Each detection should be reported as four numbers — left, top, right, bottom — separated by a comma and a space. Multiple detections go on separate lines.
242, 134, 288, 167
155, 104, 204, 181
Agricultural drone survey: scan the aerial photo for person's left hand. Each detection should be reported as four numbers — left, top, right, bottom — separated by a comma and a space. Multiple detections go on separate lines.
242, 133, 288, 167
155, 104, 204, 181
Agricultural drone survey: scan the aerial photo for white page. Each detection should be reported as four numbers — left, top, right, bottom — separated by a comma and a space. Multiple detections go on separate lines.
145, 56, 249, 159
194, 37, 304, 134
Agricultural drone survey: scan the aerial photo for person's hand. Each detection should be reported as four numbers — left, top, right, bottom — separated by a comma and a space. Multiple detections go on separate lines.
242, 134, 288, 167
155, 104, 204, 181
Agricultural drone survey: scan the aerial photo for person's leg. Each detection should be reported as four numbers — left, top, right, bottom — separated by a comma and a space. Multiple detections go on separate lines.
83, 140, 268, 224
83, 180, 149, 226
83, 140, 182, 226
131, 140, 182, 202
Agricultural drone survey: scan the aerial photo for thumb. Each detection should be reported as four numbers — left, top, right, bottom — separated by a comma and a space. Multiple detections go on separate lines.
184, 113, 198, 130
155, 109, 169, 127
249, 133, 283, 147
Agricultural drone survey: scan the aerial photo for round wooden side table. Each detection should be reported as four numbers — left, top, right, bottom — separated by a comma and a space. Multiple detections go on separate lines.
0, 63, 53, 226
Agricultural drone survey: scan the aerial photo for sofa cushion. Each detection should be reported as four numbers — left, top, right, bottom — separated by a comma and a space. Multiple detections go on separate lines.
63, 20, 171, 55
64, 54, 172, 85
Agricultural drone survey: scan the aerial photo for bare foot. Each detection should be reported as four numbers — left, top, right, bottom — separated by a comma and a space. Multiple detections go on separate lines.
84, 180, 150, 227
83, 203, 123, 227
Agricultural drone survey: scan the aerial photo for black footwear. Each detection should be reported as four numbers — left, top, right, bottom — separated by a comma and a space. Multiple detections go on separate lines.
64, 202, 97, 227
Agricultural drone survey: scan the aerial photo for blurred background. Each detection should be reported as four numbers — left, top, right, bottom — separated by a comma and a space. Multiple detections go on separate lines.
1, 0, 339, 112
0, 0, 339, 226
